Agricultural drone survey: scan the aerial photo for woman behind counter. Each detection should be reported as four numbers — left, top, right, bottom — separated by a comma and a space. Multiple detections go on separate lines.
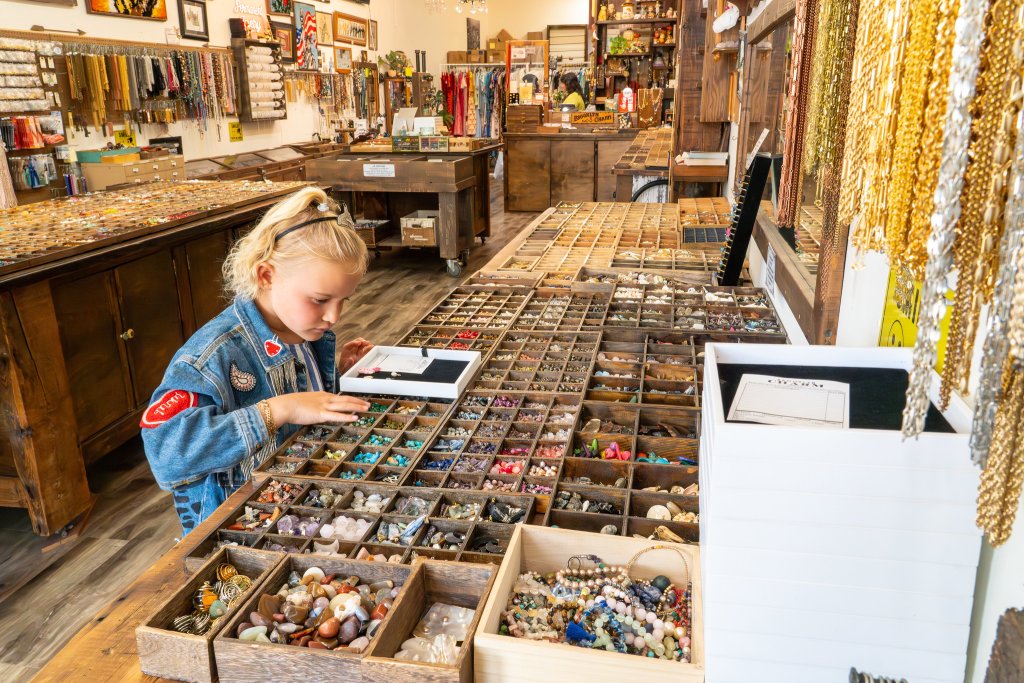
558, 72, 586, 111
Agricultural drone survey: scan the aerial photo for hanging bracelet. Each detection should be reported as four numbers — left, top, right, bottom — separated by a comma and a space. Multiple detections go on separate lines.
257, 399, 277, 437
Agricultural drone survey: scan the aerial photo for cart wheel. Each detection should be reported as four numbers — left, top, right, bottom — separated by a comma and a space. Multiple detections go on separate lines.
460, 250, 470, 265
446, 259, 463, 277
480, 236, 487, 244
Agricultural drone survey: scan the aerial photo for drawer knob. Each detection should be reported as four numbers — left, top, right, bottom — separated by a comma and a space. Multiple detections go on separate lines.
120, 328, 135, 341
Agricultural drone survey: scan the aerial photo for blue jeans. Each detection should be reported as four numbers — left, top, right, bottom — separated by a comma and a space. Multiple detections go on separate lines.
171, 472, 235, 536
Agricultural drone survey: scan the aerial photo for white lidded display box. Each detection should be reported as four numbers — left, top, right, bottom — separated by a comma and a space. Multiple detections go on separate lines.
337, 346, 482, 400
699, 343, 981, 683
475, 524, 704, 683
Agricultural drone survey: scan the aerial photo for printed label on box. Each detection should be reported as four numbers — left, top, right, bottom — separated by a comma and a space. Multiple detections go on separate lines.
364, 163, 396, 177
727, 373, 850, 429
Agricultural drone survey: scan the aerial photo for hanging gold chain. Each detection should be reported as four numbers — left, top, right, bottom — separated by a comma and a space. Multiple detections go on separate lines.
884, 0, 944, 272
941, 0, 1024, 407
904, 0, 961, 279
977, 367, 1024, 546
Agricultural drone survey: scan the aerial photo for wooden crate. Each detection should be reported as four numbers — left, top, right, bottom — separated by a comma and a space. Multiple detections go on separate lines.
475, 525, 704, 683
213, 556, 414, 682
135, 547, 284, 683
364, 560, 497, 683
402, 210, 440, 246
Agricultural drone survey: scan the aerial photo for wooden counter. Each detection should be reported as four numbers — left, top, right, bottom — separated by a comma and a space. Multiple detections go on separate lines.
0, 181, 308, 536
504, 130, 638, 211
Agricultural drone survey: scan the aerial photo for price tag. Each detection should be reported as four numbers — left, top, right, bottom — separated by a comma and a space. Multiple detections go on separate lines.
228, 122, 243, 142
765, 244, 777, 296
363, 163, 396, 178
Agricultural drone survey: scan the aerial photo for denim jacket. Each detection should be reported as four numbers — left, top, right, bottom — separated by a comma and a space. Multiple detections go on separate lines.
141, 297, 336, 491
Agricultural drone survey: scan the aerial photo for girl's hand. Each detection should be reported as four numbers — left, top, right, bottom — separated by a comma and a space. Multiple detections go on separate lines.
267, 392, 370, 427
339, 338, 374, 373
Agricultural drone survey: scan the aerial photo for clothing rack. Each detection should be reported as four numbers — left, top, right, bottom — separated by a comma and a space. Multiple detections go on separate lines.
442, 62, 506, 68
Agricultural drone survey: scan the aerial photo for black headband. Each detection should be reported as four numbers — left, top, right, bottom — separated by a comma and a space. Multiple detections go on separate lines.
274, 214, 340, 242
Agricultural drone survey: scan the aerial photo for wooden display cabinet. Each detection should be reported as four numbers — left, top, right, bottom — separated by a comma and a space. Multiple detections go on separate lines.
0, 182, 304, 536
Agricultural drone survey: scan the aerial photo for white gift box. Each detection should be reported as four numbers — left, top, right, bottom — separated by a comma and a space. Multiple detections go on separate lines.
337, 346, 482, 400
699, 343, 981, 683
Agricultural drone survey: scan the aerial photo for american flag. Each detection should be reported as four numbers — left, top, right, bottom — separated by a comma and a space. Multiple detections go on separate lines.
296, 9, 317, 69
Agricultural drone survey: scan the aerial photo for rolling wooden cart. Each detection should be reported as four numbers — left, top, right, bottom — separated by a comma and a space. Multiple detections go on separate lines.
307, 147, 498, 276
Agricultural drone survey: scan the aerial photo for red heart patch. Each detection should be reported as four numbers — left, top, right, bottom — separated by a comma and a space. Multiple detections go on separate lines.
140, 390, 198, 429
264, 339, 282, 357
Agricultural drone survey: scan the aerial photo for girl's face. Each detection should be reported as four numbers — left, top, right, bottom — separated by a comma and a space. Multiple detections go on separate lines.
559, 81, 567, 93
256, 258, 362, 344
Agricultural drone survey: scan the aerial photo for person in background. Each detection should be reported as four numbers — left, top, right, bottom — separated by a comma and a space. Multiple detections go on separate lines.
141, 187, 375, 536
559, 72, 586, 111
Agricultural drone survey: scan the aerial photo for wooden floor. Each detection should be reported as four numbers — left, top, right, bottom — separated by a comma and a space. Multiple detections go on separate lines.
0, 187, 538, 682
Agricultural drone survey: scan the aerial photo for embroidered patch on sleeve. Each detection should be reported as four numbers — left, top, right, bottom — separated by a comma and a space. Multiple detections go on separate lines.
230, 362, 257, 392
264, 339, 282, 357
140, 389, 199, 429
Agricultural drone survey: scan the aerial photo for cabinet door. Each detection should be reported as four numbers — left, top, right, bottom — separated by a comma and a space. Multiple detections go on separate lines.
597, 138, 634, 201
114, 251, 186, 406
507, 140, 551, 211
52, 271, 134, 437
551, 140, 596, 203
186, 231, 232, 329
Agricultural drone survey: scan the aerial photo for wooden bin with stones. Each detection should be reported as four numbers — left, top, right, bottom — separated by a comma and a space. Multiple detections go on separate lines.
362, 559, 497, 683
135, 546, 285, 683
213, 556, 413, 682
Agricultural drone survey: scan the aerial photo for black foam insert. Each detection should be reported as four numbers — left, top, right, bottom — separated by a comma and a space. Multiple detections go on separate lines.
361, 359, 468, 384
716, 363, 955, 433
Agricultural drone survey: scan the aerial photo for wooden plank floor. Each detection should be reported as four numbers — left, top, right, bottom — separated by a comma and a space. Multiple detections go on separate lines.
0, 186, 538, 682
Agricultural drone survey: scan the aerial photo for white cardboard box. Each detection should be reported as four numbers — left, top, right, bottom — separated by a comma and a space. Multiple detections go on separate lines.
699, 344, 981, 683
336, 346, 481, 400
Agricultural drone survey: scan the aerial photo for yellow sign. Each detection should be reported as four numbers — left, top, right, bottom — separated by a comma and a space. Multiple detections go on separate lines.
878, 266, 953, 372
114, 129, 137, 147
570, 111, 615, 125
229, 122, 243, 142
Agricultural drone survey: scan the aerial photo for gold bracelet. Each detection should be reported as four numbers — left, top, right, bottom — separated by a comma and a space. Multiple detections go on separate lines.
257, 400, 277, 437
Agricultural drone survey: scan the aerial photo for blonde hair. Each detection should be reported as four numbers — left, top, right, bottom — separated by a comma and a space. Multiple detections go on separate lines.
223, 187, 369, 300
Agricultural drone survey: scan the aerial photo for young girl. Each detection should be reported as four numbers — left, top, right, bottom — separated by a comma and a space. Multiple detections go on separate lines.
142, 187, 375, 536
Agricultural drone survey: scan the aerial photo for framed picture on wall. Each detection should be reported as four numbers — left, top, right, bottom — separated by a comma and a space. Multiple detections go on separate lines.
271, 21, 296, 63
87, 0, 167, 20
335, 46, 353, 74
316, 11, 334, 45
369, 19, 378, 51
266, 0, 291, 17
294, 2, 319, 70
178, 0, 209, 41
333, 11, 367, 46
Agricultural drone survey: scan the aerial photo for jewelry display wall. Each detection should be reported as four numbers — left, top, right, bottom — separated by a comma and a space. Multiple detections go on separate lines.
234, 38, 286, 122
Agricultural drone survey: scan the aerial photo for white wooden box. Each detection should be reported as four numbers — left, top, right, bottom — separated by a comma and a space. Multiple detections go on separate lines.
699, 343, 981, 683
475, 525, 704, 683
337, 346, 481, 399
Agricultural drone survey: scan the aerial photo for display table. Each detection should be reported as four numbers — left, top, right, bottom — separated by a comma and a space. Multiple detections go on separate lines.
612, 128, 675, 202
306, 152, 485, 276
504, 130, 639, 211
0, 181, 308, 536
339, 142, 499, 244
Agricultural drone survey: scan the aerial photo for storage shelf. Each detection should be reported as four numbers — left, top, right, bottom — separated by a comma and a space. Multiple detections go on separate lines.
597, 18, 680, 25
